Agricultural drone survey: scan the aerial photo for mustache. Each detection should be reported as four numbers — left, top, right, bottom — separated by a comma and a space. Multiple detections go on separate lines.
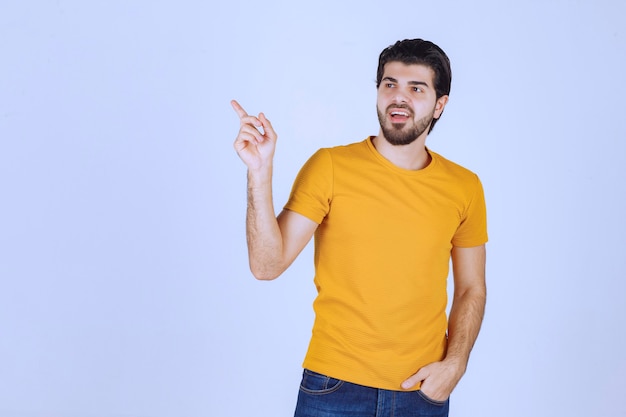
386, 104, 413, 115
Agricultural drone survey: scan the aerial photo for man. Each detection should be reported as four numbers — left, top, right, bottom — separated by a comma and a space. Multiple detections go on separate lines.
232, 39, 487, 417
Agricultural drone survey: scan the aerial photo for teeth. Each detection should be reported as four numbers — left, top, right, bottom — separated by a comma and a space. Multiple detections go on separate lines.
391, 111, 409, 116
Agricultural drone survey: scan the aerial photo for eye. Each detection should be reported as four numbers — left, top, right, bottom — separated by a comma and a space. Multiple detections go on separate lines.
385, 83, 395, 88
413, 86, 423, 93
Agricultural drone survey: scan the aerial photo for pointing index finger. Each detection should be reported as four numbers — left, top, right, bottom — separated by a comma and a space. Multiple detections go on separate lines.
230, 100, 249, 119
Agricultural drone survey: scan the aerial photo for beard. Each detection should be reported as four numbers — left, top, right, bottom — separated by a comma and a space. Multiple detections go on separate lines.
377, 105, 434, 146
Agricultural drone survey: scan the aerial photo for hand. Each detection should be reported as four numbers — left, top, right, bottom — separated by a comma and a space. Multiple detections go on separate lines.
231, 100, 278, 172
401, 359, 465, 402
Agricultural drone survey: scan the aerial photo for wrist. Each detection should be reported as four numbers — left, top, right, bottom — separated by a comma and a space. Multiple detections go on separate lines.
441, 355, 467, 376
247, 165, 273, 184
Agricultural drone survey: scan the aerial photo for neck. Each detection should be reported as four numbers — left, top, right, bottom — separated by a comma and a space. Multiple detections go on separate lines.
371, 132, 431, 170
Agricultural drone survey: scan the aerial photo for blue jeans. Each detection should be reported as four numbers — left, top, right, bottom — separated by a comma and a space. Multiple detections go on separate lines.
294, 369, 449, 417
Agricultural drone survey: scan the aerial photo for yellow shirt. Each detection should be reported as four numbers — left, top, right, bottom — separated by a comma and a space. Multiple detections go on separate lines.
284, 137, 488, 390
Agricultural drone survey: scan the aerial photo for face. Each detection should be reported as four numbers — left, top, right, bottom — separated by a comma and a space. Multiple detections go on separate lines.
376, 62, 448, 146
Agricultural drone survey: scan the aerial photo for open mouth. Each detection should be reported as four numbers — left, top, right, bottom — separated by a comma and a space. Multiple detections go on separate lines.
389, 110, 411, 123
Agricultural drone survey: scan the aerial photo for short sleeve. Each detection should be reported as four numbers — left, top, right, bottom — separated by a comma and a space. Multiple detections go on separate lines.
283, 148, 333, 224
451, 174, 488, 247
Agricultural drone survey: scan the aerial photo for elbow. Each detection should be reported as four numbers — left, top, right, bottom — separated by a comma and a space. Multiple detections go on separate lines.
249, 263, 282, 281
251, 270, 280, 281
248, 249, 291, 280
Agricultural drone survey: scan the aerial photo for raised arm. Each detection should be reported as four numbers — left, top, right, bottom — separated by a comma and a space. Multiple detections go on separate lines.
232, 100, 317, 280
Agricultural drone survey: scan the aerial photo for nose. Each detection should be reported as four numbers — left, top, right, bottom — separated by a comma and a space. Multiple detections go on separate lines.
391, 88, 409, 104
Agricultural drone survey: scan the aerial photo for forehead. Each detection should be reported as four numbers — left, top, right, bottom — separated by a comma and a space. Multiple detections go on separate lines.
382, 61, 435, 84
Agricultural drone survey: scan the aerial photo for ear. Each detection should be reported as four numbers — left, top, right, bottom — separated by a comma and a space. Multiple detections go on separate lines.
433, 95, 449, 119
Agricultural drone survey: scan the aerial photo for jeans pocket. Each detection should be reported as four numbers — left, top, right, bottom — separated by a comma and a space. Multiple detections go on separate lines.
416, 390, 448, 406
299, 369, 344, 395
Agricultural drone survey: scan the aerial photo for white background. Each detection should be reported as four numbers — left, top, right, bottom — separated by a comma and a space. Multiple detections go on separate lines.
1, 1, 625, 416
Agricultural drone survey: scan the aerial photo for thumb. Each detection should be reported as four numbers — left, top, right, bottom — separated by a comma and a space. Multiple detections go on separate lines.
259, 112, 277, 140
401, 367, 428, 390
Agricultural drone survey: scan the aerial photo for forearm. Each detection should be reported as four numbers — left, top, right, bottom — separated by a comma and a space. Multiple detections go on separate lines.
445, 285, 486, 371
246, 167, 285, 280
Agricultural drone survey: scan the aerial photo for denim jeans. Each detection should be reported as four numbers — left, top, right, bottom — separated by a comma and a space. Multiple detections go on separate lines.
294, 369, 449, 417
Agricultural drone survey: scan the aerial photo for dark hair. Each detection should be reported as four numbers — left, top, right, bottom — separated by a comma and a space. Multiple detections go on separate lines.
376, 39, 452, 132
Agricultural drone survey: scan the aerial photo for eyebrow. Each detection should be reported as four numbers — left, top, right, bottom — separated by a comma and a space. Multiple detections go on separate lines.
382, 76, 430, 88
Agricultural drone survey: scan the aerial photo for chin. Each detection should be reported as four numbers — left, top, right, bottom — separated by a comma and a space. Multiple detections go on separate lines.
384, 133, 419, 146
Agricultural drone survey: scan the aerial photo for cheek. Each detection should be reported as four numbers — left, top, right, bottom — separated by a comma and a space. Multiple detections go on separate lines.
377, 92, 392, 109
376, 98, 385, 112
377, 87, 393, 100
